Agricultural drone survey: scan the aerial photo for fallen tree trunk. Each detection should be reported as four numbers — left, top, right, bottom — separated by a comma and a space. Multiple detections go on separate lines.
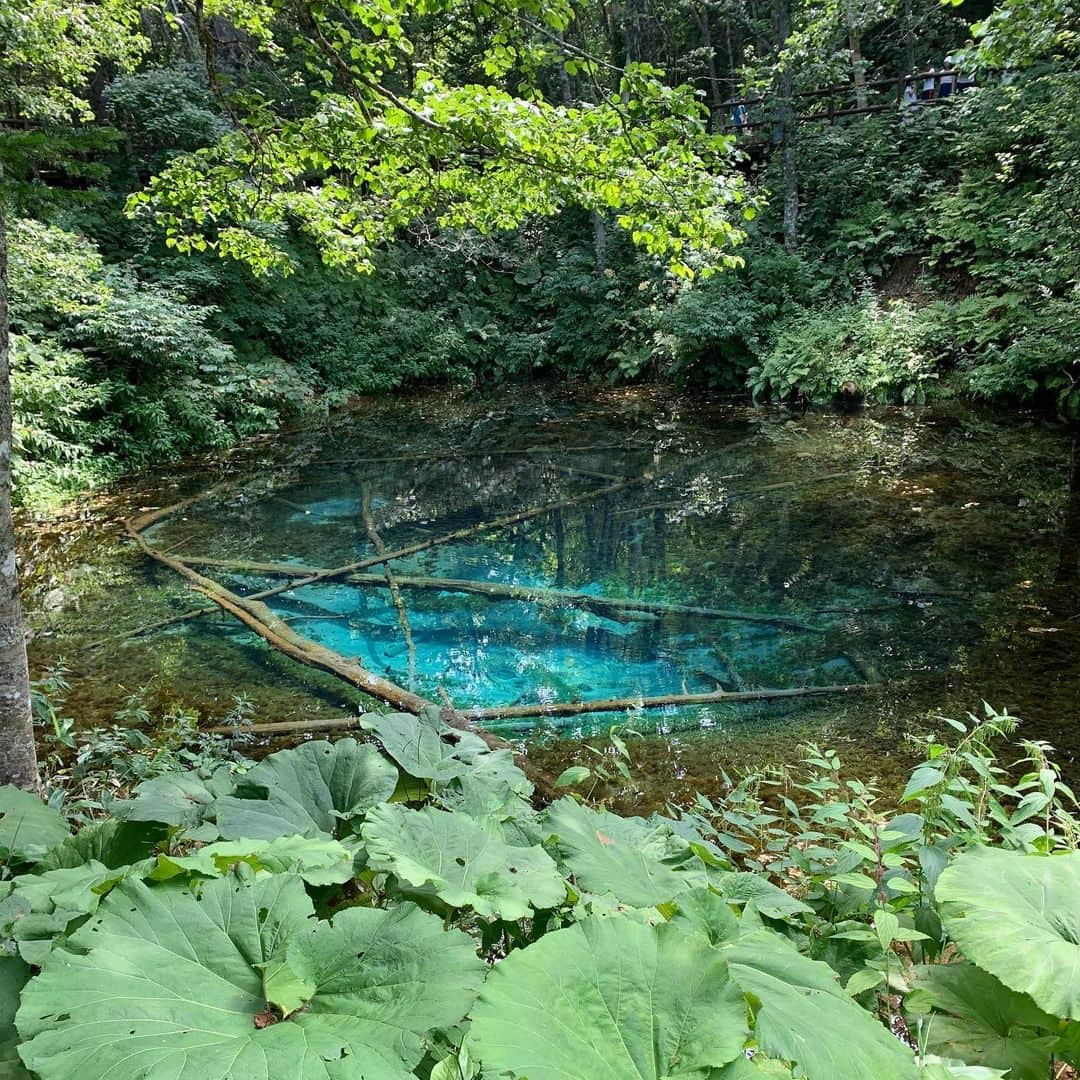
468, 682, 871, 722
175, 556, 824, 632
118, 448, 721, 640
124, 516, 434, 714
125, 514, 566, 798
208, 682, 871, 735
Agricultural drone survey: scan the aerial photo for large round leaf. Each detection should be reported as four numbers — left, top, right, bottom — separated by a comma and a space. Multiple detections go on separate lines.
543, 797, 707, 908
725, 929, 920, 1080
936, 846, 1080, 1019
0, 787, 70, 864
904, 963, 1059, 1080
114, 770, 231, 831
215, 738, 398, 840
17, 871, 485, 1079
363, 803, 565, 919
469, 915, 748, 1078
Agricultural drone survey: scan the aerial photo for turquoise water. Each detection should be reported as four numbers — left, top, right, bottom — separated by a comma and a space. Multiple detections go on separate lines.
30, 385, 1080, 804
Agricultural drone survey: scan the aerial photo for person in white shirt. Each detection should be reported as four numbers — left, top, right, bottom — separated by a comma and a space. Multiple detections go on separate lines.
921, 66, 937, 100
940, 57, 956, 98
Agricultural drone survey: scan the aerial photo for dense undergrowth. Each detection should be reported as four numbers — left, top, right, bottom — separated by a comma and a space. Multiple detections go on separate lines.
8, 60, 1079, 507
2, 702, 1079, 1078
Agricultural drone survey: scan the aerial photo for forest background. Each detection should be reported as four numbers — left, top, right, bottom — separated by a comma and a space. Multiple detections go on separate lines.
3, 0, 1078, 510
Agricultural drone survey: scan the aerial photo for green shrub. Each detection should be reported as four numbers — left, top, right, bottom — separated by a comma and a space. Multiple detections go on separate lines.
4, 701, 1080, 1078
748, 295, 940, 405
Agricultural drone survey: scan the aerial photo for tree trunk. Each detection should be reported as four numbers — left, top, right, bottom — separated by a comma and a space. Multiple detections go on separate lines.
696, 4, 723, 119
902, 0, 916, 76
774, 0, 798, 252
0, 193, 40, 791
847, 0, 867, 110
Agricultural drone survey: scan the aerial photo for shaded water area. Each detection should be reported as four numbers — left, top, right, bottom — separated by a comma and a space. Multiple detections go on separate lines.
23, 385, 1080, 810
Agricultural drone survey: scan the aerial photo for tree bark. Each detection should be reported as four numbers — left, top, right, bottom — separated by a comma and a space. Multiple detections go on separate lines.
847, 0, 868, 110
773, 0, 798, 253
902, 0, 916, 77
0, 191, 40, 790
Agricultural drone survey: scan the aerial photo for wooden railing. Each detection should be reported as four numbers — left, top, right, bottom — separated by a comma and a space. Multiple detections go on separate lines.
715, 66, 978, 134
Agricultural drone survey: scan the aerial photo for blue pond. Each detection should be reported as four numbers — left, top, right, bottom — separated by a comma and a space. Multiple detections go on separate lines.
95, 384, 1078, 802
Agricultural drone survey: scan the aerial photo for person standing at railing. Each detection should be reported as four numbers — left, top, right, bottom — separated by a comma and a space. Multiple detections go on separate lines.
903, 74, 919, 112
939, 58, 956, 98
732, 102, 749, 133
921, 66, 936, 100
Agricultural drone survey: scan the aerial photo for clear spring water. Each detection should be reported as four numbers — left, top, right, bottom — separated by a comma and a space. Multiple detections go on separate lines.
27, 385, 1080, 807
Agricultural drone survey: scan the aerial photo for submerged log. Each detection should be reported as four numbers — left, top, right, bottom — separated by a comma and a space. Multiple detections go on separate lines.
468, 683, 871, 722
175, 556, 825, 632
116, 448, 721, 642
209, 682, 871, 736
124, 516, 434, 714
124, 515, 564, 798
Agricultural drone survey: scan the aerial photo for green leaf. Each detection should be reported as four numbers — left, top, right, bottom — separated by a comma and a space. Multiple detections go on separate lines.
114, 770, 228, 830
360, 711, 474, 783
543, 797, 706, 908
147, 835, 354, 886
874, 909, 900, 951
556, 766, 591, 787
0, 787, 70, 864
936, 847, 1080, 1019
726, 930, 920, 1079
17, 872, 485, 1079
712, 872, 813, 921
259, 954, 316, 1017
470, 916, 748, 1078
846, 967, 885, 997
363, 803, 565, 919
35, 818, 165, 871
667, 886, 740, 946
905, 963, 1059, 1080
0, 956, 31, 1078
215, 738, 397, 840
902, 766, 946, 801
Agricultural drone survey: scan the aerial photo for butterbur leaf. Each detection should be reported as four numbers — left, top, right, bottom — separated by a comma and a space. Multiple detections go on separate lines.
936, 847, 1080, 1019
918, 1059, 1009, 1079
259, 954, 316, 1016
667, 885, 739, 945
114, 770, 227, 829
543, 797, 706, 908
470, 915, 748, 1078
712, 872, 813, 921
360, 711, 472, 783
215, 738, 397, 841
905, 963, 1060, 1079
147, 835, 353, 886
35, 818, 166, 871
725, 929, 920, 1079
363, 803, 565, 919
0, 787, 70, 864
17, 872, 485, 1080
0, 956, 31, 1077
